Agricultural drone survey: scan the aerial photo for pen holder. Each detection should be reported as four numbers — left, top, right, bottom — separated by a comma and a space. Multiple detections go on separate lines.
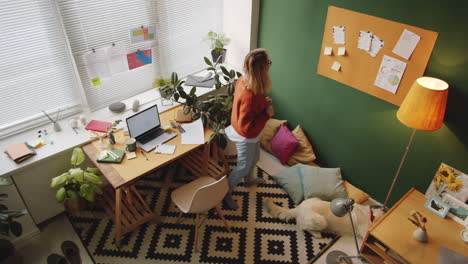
53, 122, 61, 132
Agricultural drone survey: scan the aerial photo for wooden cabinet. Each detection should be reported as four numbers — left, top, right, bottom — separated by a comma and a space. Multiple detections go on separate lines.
360, 188, 468, 264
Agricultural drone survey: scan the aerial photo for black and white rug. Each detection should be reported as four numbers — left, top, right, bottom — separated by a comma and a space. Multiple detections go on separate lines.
68, 163, 339, 264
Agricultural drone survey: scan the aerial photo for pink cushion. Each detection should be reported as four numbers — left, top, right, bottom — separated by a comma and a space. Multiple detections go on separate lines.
270, 124, 299, 165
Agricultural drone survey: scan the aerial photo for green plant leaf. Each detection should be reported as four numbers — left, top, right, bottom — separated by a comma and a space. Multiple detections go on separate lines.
84, 172, 103, 185
228, 83, 234, 96
207, 67, 216, 71
201, 114, 208, 127
230, 70, 235, 78
179, 90, 187, 98
204, 56, 213, 66
85, 167, 100, 175
209, 121, 217, 132
174, 93, 180, 101
67, 190, 79, 203
209, 133, 216, 143
220, 66, 230, 76
0, 223, 8, 236
190, 86, 196, 96
56, 187, 66, 203
70, 168, 84, 182
236, 72, 242, 78
70, 148, 85, 166
50, 172, 70, 188
183, 106, 191, 115
192, 113, 201, 120
92, 185, 103, 195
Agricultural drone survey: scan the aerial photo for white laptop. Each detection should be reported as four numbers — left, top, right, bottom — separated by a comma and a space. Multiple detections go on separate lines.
126, 105, 176, 152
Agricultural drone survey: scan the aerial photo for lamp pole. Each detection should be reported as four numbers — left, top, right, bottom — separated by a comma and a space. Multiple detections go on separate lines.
383, 128, 417, 210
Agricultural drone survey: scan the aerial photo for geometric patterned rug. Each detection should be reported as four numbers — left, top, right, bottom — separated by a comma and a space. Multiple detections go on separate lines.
67, 162, 339, 264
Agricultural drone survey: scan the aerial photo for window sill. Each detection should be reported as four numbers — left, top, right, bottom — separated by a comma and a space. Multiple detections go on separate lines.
0, 82, 216, 178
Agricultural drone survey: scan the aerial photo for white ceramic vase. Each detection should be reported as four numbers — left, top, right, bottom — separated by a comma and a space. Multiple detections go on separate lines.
413, 228, 428, 243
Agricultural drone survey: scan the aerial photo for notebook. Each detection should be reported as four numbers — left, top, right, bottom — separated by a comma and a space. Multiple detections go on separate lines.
85, 120, 112, 133
97, 150, 125, 163
4, 142, 36, 163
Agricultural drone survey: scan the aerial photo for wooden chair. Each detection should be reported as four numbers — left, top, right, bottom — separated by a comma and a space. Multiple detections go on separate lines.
171, 175, 231, 251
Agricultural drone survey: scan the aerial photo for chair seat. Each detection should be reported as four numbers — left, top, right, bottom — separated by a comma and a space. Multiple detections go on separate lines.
171, 176, 217, 213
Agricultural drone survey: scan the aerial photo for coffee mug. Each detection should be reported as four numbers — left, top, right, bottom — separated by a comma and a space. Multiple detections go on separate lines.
125, 138, 137, 152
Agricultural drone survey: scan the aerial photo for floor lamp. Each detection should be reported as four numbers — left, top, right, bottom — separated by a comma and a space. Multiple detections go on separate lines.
383, 77, 449, 209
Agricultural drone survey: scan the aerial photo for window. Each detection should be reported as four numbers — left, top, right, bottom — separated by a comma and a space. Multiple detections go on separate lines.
0, 0, 82, 138
57, 0, 223, 111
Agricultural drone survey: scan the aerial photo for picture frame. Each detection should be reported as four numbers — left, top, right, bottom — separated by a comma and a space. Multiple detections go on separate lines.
425, 195, 450, 218
442, 194, 468, 227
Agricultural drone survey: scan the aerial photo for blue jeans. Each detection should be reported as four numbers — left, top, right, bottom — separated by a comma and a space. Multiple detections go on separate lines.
228, 141, 260, 193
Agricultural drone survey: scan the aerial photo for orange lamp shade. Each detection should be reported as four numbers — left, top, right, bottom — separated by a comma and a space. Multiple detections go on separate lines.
397, 77, 449, 131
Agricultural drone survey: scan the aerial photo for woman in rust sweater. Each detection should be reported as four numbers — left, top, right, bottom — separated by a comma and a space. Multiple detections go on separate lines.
224, 48, 274, 209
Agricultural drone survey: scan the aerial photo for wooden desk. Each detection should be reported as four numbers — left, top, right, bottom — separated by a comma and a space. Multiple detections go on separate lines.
82, 106, 230, 247
361, 188, 468, 264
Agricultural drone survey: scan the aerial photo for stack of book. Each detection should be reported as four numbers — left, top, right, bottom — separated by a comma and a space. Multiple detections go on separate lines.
4, 142, 36, 163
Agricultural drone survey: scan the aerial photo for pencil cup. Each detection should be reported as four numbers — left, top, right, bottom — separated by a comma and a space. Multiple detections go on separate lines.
125, 138, 137, 152
53, 122, 61, 132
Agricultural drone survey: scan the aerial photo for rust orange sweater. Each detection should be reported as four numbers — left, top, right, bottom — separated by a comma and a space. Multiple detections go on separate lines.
231, 76, 270, 138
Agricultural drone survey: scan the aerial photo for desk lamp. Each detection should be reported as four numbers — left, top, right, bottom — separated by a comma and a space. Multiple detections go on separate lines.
326, 198, 365, 264
383, 77, 449, 209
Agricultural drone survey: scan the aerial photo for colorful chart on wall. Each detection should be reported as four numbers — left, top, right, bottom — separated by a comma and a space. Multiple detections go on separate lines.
317, 6, 438, 106
127, 49, 152, 70
129, 26, 156, 44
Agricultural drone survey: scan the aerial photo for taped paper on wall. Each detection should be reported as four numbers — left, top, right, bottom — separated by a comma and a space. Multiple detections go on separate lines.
374, 55, 407, 94
83, 48, 111, 82
367, 34, 384, 58
358, 31, 372, 51
324, 46, 333, 55
337, 47, 346, 56
106, 41, 129, 75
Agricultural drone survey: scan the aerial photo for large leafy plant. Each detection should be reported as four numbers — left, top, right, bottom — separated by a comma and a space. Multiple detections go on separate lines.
164, 57, 241, 148
50, 148, 103, 203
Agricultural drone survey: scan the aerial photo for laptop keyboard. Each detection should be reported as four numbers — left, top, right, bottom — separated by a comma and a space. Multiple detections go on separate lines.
139, 129, 165, 144
138, 132, 176, 152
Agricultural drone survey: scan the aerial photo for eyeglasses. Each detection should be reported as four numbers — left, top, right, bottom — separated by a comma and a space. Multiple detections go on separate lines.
268, 60, 272, 66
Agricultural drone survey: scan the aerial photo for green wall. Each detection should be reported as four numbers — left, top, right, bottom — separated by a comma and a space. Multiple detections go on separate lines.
258, 0, 468, 206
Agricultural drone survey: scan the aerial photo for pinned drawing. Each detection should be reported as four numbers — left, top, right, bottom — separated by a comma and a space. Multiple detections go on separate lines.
374, 55, 406, 94
127, 49, 152, 70
130, 26, 156, 44
392, 29, 421, 60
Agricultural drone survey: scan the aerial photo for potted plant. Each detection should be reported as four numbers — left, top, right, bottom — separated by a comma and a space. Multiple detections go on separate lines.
153, 76, 177, 105
206, 30, 231, 64
50, 148, 103, 215
1, 181, 28, 263
168, 56, 241, 150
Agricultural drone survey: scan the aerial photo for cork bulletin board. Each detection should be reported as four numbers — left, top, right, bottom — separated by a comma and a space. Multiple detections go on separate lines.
317, 6, 438, 106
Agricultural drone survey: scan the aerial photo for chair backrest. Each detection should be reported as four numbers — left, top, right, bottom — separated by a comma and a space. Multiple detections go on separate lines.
189, 175, 228, 213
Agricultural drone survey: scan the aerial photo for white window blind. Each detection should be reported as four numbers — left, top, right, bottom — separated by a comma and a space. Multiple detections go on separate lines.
0, 0, 82, 138
57, 0, 223, 111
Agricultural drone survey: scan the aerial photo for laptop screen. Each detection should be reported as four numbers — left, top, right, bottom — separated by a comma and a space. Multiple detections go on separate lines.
126, 105, 161, 139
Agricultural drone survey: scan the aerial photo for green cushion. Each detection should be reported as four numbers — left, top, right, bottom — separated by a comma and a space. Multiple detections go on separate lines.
271, 164, 304, 205
300, 164, 347, 201
271, 164, 347, 205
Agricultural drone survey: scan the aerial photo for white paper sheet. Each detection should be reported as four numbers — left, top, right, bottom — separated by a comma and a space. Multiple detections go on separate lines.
374, 55, 407, 94
324, 46, 332, 55
155, 144, 176, 154
337, 47, 346, 56
367, 34, 384, 58
106, 41, 129, 76
331, 61, 341, 71
333, 26, 346, 44
358, 31, 372, 51
392, 29, 420, 60
181, 119, 204, 144
82, 48, 111, 80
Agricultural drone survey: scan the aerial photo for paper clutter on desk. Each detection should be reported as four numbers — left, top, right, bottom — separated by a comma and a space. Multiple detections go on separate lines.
27, 138, 47, 149
323, 46, 333, 55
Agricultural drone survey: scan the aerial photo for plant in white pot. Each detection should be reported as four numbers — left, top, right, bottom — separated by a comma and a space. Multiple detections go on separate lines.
50, 148, 103, 215
206, 30, 231, 64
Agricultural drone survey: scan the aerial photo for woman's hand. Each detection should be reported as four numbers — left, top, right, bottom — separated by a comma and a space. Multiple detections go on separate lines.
266, 105, 275, 117
265, 97, 272, 104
